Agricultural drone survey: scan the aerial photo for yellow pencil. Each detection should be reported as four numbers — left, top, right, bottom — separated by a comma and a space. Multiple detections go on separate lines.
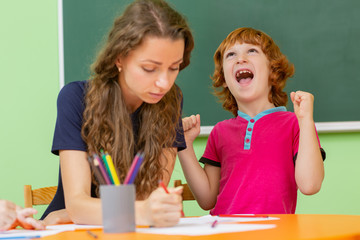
105, 152, 121, 185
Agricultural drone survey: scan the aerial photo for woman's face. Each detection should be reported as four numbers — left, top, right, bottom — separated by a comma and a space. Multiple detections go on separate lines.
116, 36, 185, 112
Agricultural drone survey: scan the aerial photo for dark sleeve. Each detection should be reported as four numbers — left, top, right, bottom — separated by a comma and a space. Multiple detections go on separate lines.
173, 90, 186, 151
293, 147, 326, 164
199, 157, 221, 167
51, 81, 87, 155
40, 167, 65, 220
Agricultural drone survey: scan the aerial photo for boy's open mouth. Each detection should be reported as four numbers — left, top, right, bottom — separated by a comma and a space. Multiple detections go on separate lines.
235, 70, 254, 84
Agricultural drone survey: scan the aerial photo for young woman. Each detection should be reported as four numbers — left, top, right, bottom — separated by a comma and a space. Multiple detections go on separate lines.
42, 0, 194, 227
179, 27, 325, 214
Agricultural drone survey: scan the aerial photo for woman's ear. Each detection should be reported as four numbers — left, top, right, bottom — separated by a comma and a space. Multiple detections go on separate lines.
115, 57, 122, 72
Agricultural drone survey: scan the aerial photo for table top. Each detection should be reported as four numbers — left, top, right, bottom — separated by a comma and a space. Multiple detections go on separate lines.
41, 214, 360, 240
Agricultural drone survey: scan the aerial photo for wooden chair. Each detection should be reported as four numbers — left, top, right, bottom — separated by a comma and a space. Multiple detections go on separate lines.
174, 179, 195, 201
24, 185, 57, 208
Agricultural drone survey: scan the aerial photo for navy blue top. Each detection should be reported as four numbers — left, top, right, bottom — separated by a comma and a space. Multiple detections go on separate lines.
41, 81, 186, 219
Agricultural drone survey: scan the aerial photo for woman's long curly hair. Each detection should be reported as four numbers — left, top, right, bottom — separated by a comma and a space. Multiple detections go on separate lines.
81, 0, 194, 199
212, 27, 295, 116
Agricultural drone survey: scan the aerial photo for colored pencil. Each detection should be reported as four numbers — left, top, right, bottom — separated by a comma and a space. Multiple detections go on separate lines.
218, 214, 269, 218
126, 153, 145, 184
159, 180, 185, 217
105, 151, 121, 185
86, 230, 98, 239
87, 156, 106, 185
100, 149, 114, 184
93, 154, 111, 185
123, 152, 141, 184
211, 219, 218, 228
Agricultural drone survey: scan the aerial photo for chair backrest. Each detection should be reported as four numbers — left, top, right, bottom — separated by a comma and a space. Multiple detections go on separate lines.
24, 185, 57, 208
173, 179, 195, 201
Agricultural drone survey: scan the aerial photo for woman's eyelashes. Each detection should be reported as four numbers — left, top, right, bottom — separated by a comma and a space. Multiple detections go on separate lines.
143, 67, 156, 72
142, 65, 180, 73
169, 66, 180, 71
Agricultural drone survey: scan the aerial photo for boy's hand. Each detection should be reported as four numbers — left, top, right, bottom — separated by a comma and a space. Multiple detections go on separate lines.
12, 207, 45, 230
0, 200, 45, 231
290, 91, 314, 123
182, 114, 201, 144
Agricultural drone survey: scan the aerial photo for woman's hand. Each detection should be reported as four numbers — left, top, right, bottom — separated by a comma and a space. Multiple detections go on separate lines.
42, 209, 72, 225
138, 186, 183, 227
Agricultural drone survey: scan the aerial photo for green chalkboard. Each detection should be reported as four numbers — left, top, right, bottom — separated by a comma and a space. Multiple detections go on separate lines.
63, 0, 360, 125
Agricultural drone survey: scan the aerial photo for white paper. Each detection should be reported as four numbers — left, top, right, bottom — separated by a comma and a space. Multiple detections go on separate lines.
46, 223, 102, 231
0, 215, 278, 238
0, 229, 64, 239
137, 215, 278, 236
0, 224, 103, 239
137, 223, 276, 236
182, 215, 279, 224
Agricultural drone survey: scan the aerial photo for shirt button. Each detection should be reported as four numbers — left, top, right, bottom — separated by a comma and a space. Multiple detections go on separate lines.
246, 139, 250, 143
250, 119, 255, 123
248, 128, 252, 132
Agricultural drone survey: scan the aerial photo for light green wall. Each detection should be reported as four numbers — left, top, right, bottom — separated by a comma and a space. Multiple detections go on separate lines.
1, 0, 359, 220
0, 0, 60, 218
296, 132, 360, 215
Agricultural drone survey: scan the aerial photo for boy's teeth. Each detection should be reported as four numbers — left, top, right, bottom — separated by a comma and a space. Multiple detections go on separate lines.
236, 70, 251, 77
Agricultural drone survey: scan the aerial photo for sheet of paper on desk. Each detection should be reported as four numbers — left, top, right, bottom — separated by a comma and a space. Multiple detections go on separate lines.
183, 215, 279, 224
46, 223, 102, 231
136, 216, 277, 236
137, 223, 276, 236
0, 229, 64, 239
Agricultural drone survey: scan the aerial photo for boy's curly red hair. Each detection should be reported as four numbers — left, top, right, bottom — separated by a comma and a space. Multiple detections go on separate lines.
212, 27, 295, 116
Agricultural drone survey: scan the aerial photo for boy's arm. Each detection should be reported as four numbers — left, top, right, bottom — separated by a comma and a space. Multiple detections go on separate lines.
291, 91, 325, 195
178, 115, 220, 210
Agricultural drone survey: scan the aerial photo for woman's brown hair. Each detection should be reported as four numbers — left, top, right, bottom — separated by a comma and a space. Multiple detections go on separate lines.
212, 27, 294, 116
81, 0, 194, 199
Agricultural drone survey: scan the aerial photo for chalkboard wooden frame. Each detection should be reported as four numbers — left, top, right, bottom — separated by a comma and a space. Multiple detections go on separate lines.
57, 0, 360, 133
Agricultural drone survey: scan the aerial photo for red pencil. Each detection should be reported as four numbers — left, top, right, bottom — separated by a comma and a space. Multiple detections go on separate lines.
211, 219, 218, 228
158, 180, 169, 193
218, 214, 269, 218
159, 180, 185, 217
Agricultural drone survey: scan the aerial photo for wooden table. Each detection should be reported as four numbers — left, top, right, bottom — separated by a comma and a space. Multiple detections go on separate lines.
41, 214, 360, 240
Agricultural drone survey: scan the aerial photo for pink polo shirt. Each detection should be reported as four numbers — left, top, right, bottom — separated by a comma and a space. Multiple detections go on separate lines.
201, 107, 305, 214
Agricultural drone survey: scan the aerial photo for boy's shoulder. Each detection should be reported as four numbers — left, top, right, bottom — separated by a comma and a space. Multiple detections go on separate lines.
212, 116, 243, 131
276, 110, 297, 121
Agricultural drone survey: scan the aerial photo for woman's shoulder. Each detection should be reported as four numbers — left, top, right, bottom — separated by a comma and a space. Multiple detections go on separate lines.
57, 81, 88, 110
59, 81, 87, 97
